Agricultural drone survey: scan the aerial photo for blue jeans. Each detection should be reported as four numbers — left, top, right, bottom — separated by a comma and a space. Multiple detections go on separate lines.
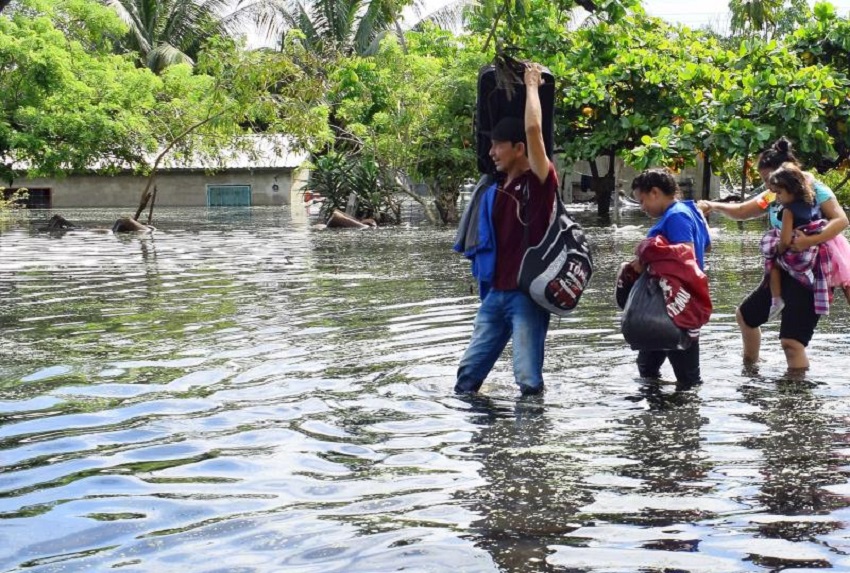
455, 290, 550, 394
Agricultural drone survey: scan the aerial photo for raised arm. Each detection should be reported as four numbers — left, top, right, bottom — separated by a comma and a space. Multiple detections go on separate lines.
698, 195, 766, 221
524, 64, 550, 184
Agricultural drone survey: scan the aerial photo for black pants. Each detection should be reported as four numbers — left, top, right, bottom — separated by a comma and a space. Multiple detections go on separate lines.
637, 338, 701, 385
739, 272, 820, 346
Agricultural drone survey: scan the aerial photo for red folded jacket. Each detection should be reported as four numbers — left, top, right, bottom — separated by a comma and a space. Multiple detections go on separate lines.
635, 235, 712, 331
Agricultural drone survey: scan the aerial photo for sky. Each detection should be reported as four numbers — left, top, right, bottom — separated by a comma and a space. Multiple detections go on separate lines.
250, 0, 850, 47
642, 0, 850, 30
411, 0, 850, 30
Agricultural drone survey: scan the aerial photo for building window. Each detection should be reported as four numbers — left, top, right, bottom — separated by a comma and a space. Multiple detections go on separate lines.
206, 185, 252, 207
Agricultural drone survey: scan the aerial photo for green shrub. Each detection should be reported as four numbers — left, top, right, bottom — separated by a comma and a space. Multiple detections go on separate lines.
818, 169, 850, 207
303, 153, 401, 224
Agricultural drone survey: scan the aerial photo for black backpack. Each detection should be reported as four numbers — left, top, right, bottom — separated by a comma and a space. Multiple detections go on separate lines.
517, 193, 593, 316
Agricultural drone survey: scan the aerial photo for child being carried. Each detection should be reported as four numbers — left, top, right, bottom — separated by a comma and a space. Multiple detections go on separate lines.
761, 162, 850, 319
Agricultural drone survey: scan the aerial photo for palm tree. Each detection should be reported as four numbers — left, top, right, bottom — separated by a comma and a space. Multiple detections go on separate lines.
728, 0, 785, 37
256, 0, 419, 56
103, 0, 272, 72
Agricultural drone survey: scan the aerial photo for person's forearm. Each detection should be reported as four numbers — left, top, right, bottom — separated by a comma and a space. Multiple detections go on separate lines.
710, 202, 745, 220
706, 200, 761, 221
523, 65, 549, 182
812, 217, 848, 244
525, 83, 542, 136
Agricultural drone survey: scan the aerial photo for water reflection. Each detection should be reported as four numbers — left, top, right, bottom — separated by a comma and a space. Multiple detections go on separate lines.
620, 383, 710, 512
0, 207, 849, 572
453, 394, 585, 572
743, 378, 844, 517
734, 376, 847, 568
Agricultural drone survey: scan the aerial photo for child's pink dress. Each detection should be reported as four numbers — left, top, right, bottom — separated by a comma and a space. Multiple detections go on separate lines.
826, 233, 850, 288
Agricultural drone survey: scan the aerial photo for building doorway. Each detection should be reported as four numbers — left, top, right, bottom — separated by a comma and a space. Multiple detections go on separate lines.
3, 187, 52, 208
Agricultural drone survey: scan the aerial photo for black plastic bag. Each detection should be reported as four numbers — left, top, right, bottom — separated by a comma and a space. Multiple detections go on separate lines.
621, 273, 691, 351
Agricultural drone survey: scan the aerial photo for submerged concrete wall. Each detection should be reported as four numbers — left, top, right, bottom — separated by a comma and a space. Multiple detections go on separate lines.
13, 169, 296, 208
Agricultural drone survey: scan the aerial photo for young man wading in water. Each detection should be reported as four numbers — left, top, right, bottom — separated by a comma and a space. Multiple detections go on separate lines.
454, 64, 558, 396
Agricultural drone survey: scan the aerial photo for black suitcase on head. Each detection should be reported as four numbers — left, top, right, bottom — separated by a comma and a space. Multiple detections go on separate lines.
475, 63, 556, 174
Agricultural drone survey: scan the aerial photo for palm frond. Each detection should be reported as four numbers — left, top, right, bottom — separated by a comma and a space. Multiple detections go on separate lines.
409, 0, 469, 31
353, 0, 389, 53
147, 42, 194, 73
102, 0, 153, 54
225, 0, 289, 41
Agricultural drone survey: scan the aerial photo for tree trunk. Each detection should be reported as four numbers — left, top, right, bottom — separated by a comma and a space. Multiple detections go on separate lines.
133, 111, 227, 221
434, 183, 460, 225
701, 154, 712, 200
146, 186, 158, 224
398, 187, 439, 225
589, 152, 615, 219
134, 181, 153, 221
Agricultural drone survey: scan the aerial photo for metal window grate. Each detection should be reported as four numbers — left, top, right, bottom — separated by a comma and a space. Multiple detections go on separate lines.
206, 185, 252, 207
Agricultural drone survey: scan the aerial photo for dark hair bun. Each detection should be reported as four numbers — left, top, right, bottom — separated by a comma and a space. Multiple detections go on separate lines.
774, 137, 791, 154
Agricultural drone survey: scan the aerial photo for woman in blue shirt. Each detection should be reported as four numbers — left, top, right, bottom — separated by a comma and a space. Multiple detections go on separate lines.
630, 168, 711, 388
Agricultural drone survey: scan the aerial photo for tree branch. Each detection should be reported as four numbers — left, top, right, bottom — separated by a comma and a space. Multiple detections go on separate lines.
133, 109, 230, 220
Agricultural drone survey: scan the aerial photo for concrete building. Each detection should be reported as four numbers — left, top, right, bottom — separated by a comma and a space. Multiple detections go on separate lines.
6, 136, 309, 209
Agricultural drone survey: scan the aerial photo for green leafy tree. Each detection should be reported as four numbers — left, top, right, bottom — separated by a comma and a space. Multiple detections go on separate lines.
0, 0, 161, 184
627, 32, 848, 198
551, 15, 730, 215
790, 1, 850, 178
325, 29, 484, 224
132, 36, 332, 219
465, 0, 639, 52
407, 26, 484, 223
705, 36, 845, 195
0, 0, 331, 219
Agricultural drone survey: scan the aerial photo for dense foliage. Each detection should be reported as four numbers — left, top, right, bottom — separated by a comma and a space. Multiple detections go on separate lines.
321, 28, 485, 223
3, 0, 850, 218
0, 0, 329, 214
0, 0, 159, 183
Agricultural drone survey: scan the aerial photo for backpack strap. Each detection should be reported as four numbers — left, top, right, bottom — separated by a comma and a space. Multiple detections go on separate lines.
521, 179, 530, 251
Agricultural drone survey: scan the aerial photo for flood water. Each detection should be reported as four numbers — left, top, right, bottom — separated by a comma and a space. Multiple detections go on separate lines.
1, 206, 850, 573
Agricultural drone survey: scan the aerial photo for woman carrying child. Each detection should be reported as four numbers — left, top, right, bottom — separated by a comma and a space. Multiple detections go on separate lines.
699, 137, 850, 370
762, 163, 826, 320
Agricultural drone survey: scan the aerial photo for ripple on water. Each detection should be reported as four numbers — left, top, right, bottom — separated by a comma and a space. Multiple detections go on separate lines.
2, 208, 850, 572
